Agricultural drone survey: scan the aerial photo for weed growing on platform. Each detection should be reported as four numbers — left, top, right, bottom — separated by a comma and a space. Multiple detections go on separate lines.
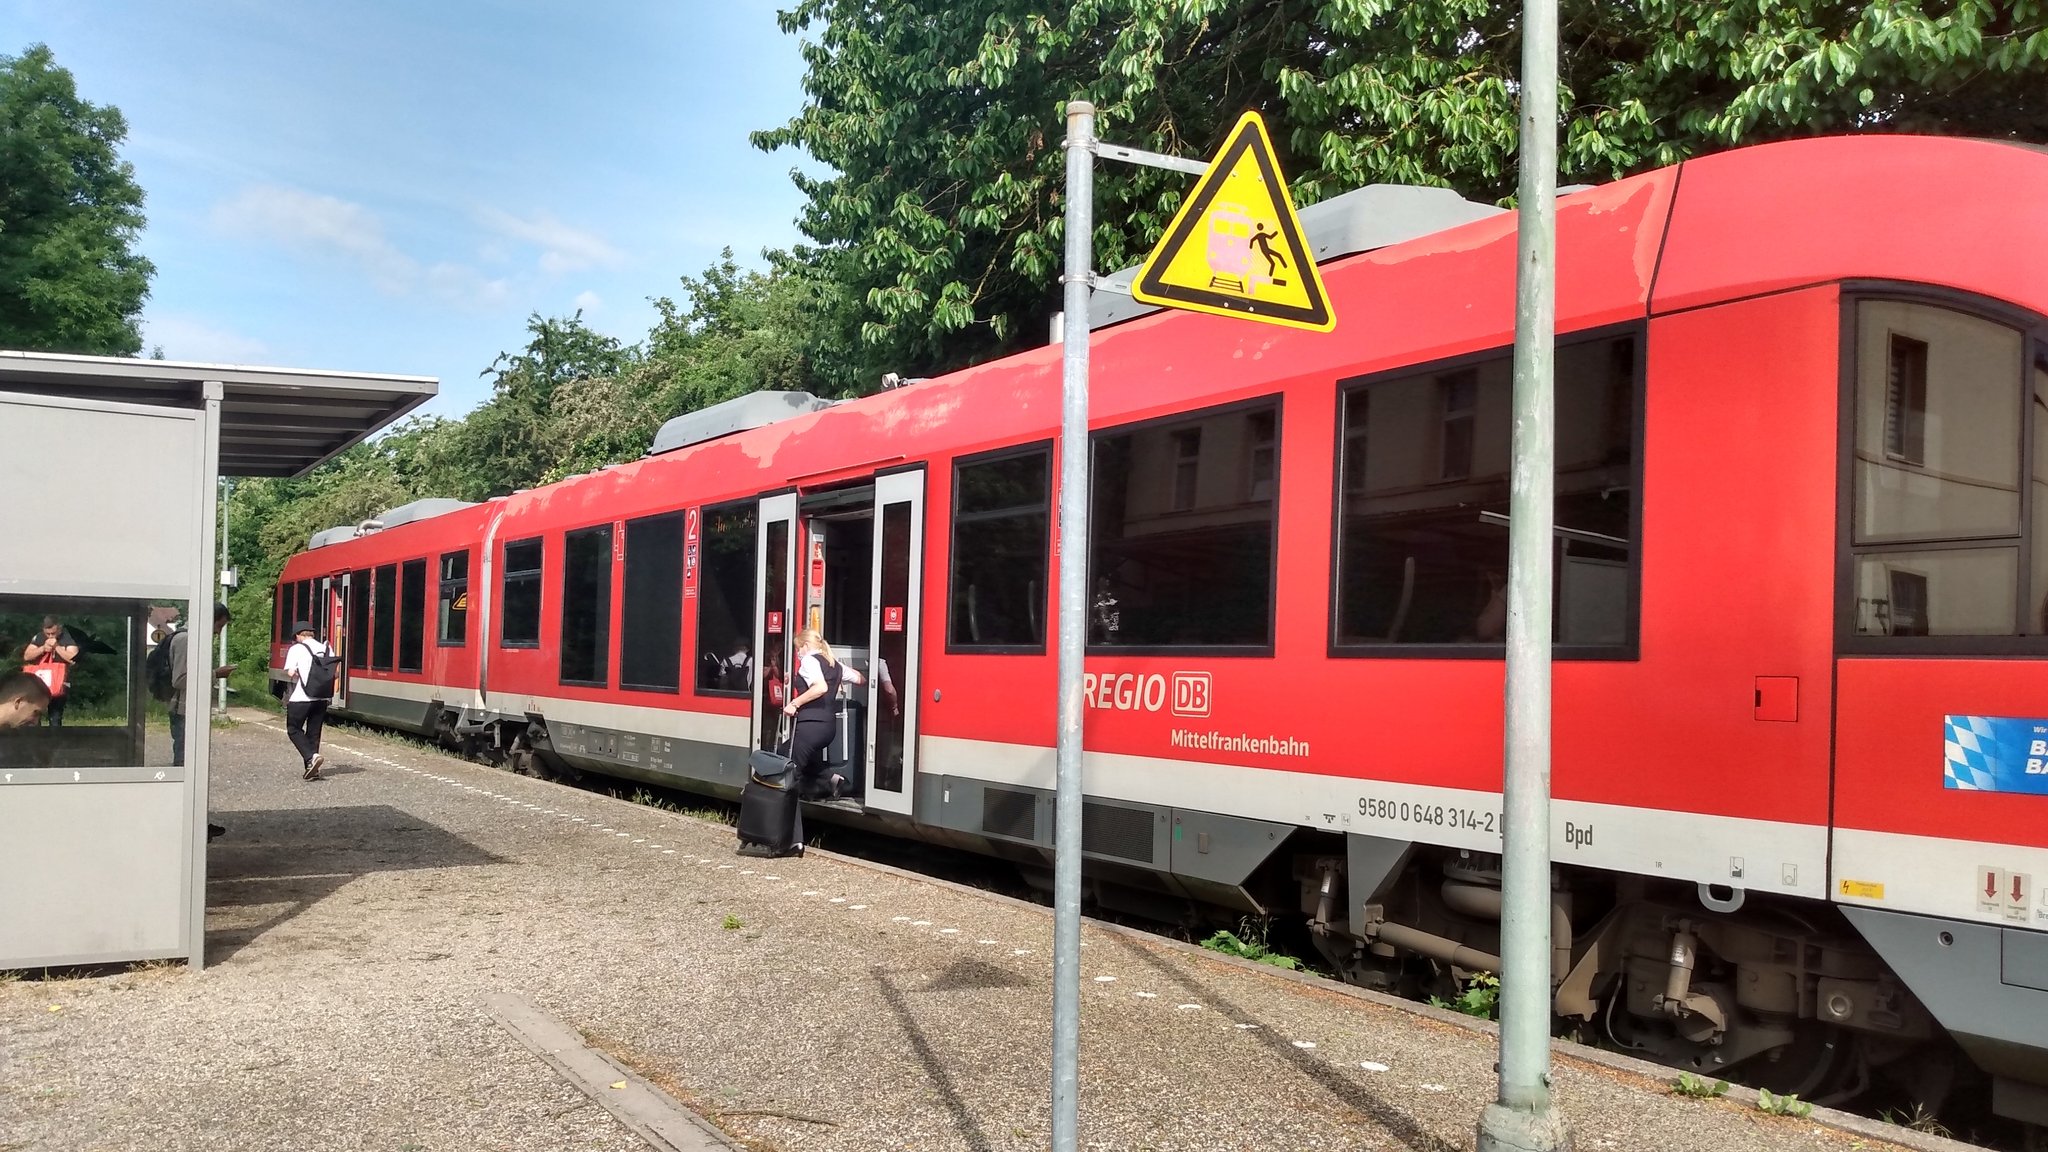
1755, 1088, 1813, 1118
722, 914, 743, 931
1880, 1103, 1951, 1136
1671, 1072, 1730, 1099
1199, 917, 1302, 971
1428, 972, 1501, 1020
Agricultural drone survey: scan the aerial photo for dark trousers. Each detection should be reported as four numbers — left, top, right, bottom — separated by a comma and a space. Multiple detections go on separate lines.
45, 694, 66, 727
790, 716, 838, 797
286, 699, 329, 765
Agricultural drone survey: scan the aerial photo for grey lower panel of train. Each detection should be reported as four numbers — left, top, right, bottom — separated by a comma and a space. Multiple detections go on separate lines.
1843, 906, 2048, 1125
535, 715, 1297, 909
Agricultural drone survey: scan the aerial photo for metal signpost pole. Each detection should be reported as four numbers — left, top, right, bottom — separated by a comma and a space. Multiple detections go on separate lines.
1478, 0, 1567, 1149
1051, 98, 1095, 1152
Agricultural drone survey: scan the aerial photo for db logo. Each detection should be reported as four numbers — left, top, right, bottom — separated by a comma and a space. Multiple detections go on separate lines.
1171, 672, 1212, 718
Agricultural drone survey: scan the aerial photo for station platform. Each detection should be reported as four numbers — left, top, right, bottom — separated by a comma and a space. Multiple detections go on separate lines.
1, 712, 1959, 1152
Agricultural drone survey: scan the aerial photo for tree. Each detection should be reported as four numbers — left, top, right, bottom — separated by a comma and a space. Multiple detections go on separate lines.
0, 43, 154, 355
755, 0, 2048, 382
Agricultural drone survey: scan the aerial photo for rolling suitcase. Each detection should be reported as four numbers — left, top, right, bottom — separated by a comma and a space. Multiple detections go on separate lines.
737, 731, 803, 855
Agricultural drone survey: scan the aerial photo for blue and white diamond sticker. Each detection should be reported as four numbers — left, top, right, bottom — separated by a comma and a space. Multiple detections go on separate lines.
1944, 715, 2048, 794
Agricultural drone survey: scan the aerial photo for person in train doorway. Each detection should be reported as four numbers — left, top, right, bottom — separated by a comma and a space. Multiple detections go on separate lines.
22, 617, 80, 726
781, 629, 866, 800
283, 620, 338, 780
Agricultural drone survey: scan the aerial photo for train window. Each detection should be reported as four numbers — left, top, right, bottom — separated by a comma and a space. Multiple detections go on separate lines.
1849, 300, 2033, 640
695, 503, 757, 695
437, 551, 467, 646
500, 538, 542, 648
398, 558, 427, 672
371, 564, 397, 670
347, 570, 369, 669
1090, 400, 1279, 651
274, 582, 285, 643
295, 580, 312, 638
1333, 334, 1638, 653
948, 445, 1049, 651
559, 525, 612, 687
621, 513, 683, 693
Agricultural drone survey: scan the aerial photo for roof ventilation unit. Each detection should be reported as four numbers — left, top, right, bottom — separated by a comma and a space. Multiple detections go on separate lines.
648, 390, 836, 457
373, 497, 477, 530
1089, 182, 1506, 331
308, 525, 359, 549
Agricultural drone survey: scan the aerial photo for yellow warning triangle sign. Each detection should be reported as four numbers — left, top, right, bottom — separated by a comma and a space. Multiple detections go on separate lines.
1130, 111, 1334, 333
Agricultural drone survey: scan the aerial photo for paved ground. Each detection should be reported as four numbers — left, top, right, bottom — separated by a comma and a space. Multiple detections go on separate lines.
0, 713, 1935, 1152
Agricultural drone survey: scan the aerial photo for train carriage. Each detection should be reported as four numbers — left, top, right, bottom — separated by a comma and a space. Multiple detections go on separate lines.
273, 135, 2048, 1131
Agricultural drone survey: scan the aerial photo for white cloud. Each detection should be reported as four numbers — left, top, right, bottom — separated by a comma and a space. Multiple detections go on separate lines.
139, 314, 272, 365
213, 183, 419, 292
478, 207, 624, 275
573, 289, 602, 315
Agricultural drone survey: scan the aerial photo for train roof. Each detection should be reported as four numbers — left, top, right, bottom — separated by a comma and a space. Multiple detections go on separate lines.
280, 133, 2048, 574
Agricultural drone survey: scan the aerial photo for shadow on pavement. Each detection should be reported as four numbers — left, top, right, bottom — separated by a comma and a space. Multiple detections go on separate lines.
203, 805, 503, 964
1105, 932, 1462, 1152
874, 966, 997, 1152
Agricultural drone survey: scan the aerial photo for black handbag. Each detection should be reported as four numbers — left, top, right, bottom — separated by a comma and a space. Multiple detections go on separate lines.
749, 727, 796, 788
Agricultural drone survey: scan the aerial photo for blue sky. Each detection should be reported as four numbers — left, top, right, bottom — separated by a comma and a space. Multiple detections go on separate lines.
4, 0, 815, 416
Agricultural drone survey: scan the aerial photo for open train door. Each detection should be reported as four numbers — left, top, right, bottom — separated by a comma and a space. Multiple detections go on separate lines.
751, 492, 799, 753
322, 575, 349, 710
863, 469, 925, 815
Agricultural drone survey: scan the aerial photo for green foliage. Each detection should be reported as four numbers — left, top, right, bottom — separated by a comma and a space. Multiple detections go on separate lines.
0, 44, 154, 355
1672, 1072, 1731, 1099
1427, 971, 1501, 1019
217, 253, 844, 699
1199, 919, 1304, 970
755, 0, 2048, 381
1756, 1088, 1814, 1118
722, 914, 743, 931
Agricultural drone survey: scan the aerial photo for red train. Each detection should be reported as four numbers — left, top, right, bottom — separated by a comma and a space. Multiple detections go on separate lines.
274, 135, 2048, 1129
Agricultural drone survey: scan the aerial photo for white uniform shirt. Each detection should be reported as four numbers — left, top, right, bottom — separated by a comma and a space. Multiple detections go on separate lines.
284, 638, 333, 704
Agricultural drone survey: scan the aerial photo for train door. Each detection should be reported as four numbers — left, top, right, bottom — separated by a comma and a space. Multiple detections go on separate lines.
863, 470, 925, 815
325, 575, 349, 709
752, 493, 799, 753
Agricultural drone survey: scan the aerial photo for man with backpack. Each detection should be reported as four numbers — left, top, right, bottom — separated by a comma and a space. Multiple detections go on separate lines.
283, 620, 338, 780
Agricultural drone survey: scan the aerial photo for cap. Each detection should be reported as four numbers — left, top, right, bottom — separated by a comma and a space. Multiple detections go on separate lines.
291, 621, 316, 636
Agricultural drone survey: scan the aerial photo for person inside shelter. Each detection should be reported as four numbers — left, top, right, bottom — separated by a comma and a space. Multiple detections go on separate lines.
0, 671, 52, 730
22, 616, 80, 726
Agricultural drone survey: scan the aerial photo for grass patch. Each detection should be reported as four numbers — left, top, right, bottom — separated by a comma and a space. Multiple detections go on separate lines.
1199, 917, 1303, 971
1671, 1072, 1730, 1099
1880, 1103, 1951, 1136
1428, 971, 1501, 1020
722, 914, 743, 931
1755, 1088, 1813, 1118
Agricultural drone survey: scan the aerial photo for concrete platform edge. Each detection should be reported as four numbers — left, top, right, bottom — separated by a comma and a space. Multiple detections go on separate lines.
485, 990, 740, 1152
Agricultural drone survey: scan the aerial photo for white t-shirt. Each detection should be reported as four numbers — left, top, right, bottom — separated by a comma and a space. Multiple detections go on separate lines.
284, 638, 333, 704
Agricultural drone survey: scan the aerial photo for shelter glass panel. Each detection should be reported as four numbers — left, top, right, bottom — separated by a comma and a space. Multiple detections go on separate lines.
1334, 335, 1637, 650
560, 525, 612, 687
1089, 401, 1279, 649
696, 505, 757, 695
1, 596, 187, 771
621, 513, 683, 692
949, 447, 1049, 650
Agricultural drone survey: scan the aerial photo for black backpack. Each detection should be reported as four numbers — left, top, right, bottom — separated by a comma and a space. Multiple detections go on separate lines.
145, 632, 178, 702
299, 640, 340, 701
